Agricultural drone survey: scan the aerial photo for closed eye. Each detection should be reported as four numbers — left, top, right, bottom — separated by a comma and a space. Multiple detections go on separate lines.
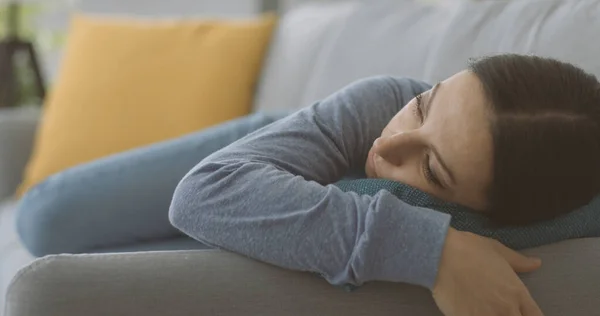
422, 153, 444, 188
414, 93, 444, 188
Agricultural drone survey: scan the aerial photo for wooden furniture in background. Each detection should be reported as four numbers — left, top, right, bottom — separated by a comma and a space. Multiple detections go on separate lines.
0, 2, 45, 108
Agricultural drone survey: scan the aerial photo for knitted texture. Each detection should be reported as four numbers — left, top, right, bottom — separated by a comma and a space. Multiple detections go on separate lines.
335, 179, 600, 249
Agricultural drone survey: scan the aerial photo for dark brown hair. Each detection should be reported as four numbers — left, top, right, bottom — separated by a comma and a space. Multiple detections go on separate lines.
469, 54, 600, 226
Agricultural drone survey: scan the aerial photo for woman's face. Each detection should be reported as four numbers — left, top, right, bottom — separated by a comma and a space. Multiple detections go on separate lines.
365, 71, 494, 210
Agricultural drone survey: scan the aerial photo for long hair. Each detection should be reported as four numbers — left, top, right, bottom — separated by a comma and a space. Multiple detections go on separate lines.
469, 54, 600, 226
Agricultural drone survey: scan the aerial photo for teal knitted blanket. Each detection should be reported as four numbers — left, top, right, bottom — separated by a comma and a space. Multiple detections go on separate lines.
335, 179, 600, 249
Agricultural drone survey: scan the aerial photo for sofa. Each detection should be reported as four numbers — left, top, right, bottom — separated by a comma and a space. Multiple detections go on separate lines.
0, 107, 38, 313
3, 0, 600, 315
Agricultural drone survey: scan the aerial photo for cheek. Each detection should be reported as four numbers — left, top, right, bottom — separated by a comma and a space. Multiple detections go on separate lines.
371, 152, 430, 189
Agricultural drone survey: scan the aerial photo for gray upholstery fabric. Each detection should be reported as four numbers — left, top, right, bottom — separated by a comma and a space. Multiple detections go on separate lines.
0, 108, 40, 201
0, 201, 34, 315
6, 238, 600, 316
93, 237, 210, 253
255, 0, 600, 113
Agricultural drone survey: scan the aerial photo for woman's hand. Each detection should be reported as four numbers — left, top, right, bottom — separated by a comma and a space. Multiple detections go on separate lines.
433, 228, 544, 316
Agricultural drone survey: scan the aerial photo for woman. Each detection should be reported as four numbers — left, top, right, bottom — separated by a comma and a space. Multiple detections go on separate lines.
169, 54, 600, 316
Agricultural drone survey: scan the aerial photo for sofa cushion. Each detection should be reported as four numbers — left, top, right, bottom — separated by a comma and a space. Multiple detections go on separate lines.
299, 1, 452, 107
260, 0, 600, 112
0, 108, 39, 200
253, 2, 357, 113
426, 0, 600, 82
0, 200, 34, 313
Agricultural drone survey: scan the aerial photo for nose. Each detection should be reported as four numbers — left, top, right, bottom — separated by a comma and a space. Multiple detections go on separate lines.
373, 132, 423, 165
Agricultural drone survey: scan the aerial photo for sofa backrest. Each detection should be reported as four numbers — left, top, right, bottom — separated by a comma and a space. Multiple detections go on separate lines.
254, 0, 600, 113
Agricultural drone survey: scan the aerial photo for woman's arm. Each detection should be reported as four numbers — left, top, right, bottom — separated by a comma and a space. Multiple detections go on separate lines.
169, 76, 451, 289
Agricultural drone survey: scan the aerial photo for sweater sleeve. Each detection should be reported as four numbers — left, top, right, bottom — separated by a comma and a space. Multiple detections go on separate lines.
169, 76, 451, 289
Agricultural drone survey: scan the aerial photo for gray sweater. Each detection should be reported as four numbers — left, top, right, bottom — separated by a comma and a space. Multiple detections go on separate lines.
169, 76, 452, 290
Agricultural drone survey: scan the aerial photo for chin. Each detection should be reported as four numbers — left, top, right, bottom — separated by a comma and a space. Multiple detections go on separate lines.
365, 168, 376, 178
365, 150, 378, 178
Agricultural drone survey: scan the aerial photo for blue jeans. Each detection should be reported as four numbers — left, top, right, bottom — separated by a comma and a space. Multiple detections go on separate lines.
17, 113, 284, 256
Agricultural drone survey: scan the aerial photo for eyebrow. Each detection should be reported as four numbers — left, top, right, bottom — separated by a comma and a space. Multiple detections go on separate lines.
423, 83, 441, 116
424, 83, 457, 186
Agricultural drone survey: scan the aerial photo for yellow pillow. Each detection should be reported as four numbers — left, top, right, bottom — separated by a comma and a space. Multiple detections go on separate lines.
18, 14, 277, 195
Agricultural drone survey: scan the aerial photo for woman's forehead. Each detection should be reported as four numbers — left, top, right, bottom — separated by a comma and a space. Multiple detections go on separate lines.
428, 72, 494, 192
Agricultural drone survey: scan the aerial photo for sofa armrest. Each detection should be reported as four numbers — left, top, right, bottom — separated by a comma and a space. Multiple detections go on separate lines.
6, 238, 600, 316
0, 107, 40, 201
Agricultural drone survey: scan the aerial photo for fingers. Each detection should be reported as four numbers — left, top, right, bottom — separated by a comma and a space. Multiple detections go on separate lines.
520, 291, 545, 316
492, 240, 542, 273
494, 240, 544, 315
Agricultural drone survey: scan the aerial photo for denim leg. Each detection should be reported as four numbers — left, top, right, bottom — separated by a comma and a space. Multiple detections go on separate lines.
17, 113, 284, 256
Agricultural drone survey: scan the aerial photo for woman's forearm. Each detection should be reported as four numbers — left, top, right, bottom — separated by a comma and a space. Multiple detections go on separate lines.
169, 76, 451, 289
